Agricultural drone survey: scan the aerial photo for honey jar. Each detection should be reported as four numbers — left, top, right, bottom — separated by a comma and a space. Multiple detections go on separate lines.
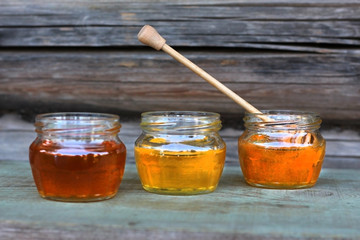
238, 110, 326, 189
29, 113, 126, 202
134, 111, 226, 195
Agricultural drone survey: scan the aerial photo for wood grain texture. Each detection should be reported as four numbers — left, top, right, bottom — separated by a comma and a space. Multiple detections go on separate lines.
0, 160, 360, 240
1, 0, 359, 121
1, 114, 359, 169
1, 0, 360, 50
1, 50, 359, 121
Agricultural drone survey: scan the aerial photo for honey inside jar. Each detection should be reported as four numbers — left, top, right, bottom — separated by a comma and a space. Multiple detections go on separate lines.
29, 112, 126, 202
135, 146, 226, 195
30, 140, 126, 201
134, 111, 226, 195
238, 111, 326, 189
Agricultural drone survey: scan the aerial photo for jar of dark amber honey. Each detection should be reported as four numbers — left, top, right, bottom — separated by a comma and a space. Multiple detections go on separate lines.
29, 113, 126, 202
238, 110, 326, 189
135, 111, 226, 195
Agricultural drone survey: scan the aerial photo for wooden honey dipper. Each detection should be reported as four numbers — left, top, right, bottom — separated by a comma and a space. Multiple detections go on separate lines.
137, 25, 314, 144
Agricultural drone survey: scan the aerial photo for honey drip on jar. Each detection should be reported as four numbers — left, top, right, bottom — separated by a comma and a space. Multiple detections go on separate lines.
30, 140, 126, 201
135, 147, 226, 195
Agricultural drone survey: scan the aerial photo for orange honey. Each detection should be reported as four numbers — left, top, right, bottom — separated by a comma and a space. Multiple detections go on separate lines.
238, 134, 325, 188
238, 110, 326, 189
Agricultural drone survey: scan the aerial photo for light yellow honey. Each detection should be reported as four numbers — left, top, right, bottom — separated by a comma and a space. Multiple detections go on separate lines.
135, 147, 226, 195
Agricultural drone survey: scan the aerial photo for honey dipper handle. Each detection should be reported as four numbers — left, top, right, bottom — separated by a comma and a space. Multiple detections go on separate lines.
138, 25, 264, 115
161, 44, 263, 114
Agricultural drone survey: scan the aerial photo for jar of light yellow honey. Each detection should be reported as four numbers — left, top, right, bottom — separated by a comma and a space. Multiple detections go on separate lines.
135, 111, 226, 195
238, 110, 326, 189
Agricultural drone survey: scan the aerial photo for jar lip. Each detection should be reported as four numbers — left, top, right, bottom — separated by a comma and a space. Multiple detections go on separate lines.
36, 112, 120, 123
140, 111, 221, 133
141, 111, 220, 119
244, 110, 322, 130
246, 110, 320, 118
35, 112, 121, 135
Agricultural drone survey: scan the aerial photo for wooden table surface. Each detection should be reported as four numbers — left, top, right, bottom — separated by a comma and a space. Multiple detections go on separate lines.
0, 114, 359, 239
0, 160, 359, 240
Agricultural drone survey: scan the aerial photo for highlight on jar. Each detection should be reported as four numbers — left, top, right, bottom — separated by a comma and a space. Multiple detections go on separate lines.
134, 111, 226, 195
29, 112, 127, 202
238, 110, 326, 189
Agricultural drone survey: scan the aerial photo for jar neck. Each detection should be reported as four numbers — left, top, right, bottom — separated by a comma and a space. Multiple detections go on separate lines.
140, 111, 222, 134
35, 112, 121, 137
243, 110, 322, 131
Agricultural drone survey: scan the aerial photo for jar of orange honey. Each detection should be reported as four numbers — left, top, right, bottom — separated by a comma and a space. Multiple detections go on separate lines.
29, 113, 127, 202
135, 111, 226, 195
238, 110, 326, 189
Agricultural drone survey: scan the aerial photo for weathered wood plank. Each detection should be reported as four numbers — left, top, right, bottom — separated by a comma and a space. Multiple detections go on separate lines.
1, 114, 359, 169
1, 0, 360, 50
1, 50, 359, 121
0, 160, 359, 239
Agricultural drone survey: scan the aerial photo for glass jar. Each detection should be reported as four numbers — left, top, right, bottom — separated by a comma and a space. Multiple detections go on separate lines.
135, 111, 226, 195
29, 112, 127, 202
238, 110, 326, 189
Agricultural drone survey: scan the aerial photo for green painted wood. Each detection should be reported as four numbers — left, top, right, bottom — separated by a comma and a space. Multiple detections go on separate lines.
0, 160, 359, 239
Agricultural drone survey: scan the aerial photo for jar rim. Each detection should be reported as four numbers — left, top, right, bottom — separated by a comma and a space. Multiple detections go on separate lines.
140, 111, 221, 133
141, 111, 220, 119
244, 110, 322, 130
246, 110, 320, 118
35, 112, 121, 135
36, 112, 120, 122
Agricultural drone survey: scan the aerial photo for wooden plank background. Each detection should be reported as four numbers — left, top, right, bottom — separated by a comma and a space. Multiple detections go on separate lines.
1, 0, 360, 123
1, 0, 360, 48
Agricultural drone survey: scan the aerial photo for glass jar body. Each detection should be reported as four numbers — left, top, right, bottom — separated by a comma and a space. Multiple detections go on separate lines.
238, 111, 326, 189
29, 113, 126, 202
135, 111, 226, 195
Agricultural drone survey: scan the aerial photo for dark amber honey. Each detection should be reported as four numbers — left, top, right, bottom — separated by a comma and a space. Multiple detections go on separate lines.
30, 140, 126, 201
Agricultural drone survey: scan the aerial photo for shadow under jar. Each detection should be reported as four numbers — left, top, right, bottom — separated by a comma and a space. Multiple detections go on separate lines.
134, 111, 226, 195
29, 113, 126, 202
238, 110, 326, 189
